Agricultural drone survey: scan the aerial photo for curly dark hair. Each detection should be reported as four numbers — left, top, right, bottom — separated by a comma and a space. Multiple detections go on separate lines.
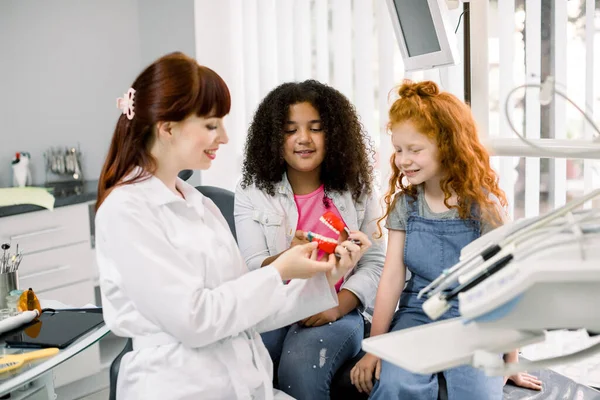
241, 80, 375, 202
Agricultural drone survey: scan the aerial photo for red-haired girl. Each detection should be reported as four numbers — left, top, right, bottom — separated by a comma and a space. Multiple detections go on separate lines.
350, 80, 542, 399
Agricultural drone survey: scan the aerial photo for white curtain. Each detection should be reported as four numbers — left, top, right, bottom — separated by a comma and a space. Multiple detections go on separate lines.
193, 0, 464, 192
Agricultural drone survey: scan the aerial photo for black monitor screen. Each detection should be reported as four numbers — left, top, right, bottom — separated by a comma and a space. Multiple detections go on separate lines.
393, 0, 442, 57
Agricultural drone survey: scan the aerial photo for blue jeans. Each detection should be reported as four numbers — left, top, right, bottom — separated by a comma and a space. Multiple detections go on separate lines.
261, 309, 364, 400
369, 307, 503, 400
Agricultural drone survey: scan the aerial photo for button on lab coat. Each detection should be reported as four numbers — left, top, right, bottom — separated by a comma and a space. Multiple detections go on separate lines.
95, 173, 338, 400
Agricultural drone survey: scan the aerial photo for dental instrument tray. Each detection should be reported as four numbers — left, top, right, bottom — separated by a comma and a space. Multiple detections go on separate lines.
362, 318, 545, 375
0, 309, 104, 349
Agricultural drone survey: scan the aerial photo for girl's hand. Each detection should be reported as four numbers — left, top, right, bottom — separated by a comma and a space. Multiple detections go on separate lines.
350, 353, 381, 394
272, 242, 336, 281
503, 372, 542, 391
290, 230, 309, 248
327, 231, 371, 286
300, 306, 341, 327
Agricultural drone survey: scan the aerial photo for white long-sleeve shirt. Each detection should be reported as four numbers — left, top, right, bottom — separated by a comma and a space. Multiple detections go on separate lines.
96, 172, 338, 399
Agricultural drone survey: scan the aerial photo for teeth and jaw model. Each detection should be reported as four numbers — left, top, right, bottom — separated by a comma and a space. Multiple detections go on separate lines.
306, 213, 345, 254
319, 215, 341, 235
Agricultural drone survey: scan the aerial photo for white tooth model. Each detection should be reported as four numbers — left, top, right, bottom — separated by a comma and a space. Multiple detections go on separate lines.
362, 189, 600, 377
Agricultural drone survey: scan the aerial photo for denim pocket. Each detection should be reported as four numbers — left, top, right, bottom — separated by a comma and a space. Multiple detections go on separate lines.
252, 210, 284, 252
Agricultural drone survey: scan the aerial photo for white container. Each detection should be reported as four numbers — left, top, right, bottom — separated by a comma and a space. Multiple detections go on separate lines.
12, 153, 32, 187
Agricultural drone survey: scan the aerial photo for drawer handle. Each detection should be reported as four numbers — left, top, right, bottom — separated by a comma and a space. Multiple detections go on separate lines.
10, 226, 65, 241
20, 265, 71, 280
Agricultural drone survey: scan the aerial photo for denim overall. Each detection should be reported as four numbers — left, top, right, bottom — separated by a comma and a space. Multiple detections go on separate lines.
370, 195, 503, 400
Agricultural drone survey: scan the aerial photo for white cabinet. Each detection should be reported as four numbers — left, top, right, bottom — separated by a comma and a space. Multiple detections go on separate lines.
0, 202, 101, 388
0, 204, 90, 254
0, 203, 95, 298
19, 242, 94, 292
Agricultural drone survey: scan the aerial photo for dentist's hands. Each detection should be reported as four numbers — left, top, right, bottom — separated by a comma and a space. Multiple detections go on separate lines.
272, 230, 371, 289
272, 242, 336, 281
326, 230, 371, 286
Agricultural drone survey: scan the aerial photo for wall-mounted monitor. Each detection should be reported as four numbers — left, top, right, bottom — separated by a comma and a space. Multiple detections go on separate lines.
386, 0, 459, 72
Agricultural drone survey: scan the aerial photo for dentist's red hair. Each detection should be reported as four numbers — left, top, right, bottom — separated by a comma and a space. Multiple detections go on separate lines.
96, 52, 230, 210
377, 80, 507, 237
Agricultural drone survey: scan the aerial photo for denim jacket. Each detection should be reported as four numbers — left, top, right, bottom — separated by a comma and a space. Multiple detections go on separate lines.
234, 174, 385, 311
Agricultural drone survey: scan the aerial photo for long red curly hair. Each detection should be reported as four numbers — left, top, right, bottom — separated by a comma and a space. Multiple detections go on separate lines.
377, 80, 507, 237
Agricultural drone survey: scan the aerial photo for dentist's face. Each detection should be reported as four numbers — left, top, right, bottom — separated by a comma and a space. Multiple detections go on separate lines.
282, 102, 326, 174
168, 114, 229, 170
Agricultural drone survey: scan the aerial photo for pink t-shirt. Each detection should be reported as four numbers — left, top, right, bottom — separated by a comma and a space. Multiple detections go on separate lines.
294, 185, 345, 292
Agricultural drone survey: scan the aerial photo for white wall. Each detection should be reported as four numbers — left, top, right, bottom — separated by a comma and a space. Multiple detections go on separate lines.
194, 0, 247, 190
0, 0, 198, 188
137, 0, 196, 75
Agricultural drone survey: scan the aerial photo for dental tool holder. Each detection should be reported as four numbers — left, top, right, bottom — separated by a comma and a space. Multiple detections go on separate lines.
0, 243, 21, 309
0, 244, 22, 274
44, 146, 84, 185
0, 272, 18, 309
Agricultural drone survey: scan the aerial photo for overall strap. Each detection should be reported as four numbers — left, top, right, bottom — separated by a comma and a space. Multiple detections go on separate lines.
469, 199, 481, 219
404, 192, 420, 217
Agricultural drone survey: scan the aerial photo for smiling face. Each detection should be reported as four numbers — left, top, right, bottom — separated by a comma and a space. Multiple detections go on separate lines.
282, 102, 326, 175
391, 121, 443, 186
161, 114, 229, 171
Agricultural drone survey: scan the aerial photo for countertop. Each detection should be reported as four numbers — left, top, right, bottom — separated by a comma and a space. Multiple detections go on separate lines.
0, 180, 98, 218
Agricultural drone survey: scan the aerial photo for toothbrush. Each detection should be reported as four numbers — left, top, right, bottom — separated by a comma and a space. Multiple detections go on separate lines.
0, 348, 59, 374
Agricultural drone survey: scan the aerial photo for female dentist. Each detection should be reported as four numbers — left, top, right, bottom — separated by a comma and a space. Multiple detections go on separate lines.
95, 52, 371, 400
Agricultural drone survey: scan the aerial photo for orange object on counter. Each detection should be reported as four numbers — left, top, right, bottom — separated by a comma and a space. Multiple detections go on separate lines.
18, 288, 41, 315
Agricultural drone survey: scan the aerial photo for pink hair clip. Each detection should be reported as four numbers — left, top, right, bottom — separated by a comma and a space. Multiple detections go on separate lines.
116, 88, 136, 120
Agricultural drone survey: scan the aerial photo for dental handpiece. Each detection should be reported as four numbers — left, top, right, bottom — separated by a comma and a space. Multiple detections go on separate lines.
422, 221, 578, 317
451, 209, 600, 291
422, 254, 514, 320
417, 243, 501, 299
445, 254, 513, 302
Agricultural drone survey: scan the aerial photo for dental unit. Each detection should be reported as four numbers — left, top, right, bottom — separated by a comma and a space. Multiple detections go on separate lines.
420, 187, 600, 319
362, 189, 600, 378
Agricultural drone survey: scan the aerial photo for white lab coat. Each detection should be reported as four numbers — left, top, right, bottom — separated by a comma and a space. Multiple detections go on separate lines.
95, 172, 338, 400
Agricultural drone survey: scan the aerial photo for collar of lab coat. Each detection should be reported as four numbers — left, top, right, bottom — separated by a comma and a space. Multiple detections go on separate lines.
127, 167, 205, 217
